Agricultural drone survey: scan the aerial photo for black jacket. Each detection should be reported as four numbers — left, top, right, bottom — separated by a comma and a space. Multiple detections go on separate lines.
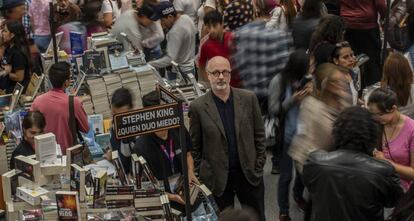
303, 149, 404, 221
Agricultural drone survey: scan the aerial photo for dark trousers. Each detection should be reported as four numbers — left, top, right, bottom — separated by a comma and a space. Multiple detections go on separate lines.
271, 142, 281, 169
215, 169, 266, 221
278, 142, 305, 214
345, 27, 382, 88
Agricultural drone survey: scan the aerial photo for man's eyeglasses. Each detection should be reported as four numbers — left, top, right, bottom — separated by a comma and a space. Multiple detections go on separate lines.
208, 70, 231, 77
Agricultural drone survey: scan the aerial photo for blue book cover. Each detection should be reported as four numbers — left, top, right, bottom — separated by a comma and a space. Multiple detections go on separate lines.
70, 31, 84, 55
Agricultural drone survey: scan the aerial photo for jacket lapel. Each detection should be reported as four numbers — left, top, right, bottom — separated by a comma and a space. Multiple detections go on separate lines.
233, 89, 244, 141
204, 91, 226, 138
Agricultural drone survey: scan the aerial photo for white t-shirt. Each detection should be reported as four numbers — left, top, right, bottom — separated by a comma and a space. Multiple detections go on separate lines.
100, 0, 122, 23
173, 0, 198, 27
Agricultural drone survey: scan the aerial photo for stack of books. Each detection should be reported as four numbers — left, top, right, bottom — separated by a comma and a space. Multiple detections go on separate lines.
86, 78, 111, 119
134, 189, 164, 220
126, 51, 146, 67
118, 69, 142, 108
136, 65, 157, 99
106, 185, 134, 209
41, 195, 58, 220
103, 74, 122, 102
81, 95, 94, 115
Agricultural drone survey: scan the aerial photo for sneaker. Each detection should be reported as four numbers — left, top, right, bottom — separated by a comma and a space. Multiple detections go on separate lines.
294, 196, 307, 212
271, 166, 280, 174
279, 214, 291, 221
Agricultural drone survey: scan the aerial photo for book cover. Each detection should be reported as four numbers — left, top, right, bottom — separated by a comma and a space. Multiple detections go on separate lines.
16, 186, 49, 206
70, 164, 86, 202
93, 170, 107, 208
20, 209, 43, 220
66, 144, 84, 178
81, 50, 106, 76
103, 119, 112, 134
4, 110, 22, 140
25, 73, 44, 101
95, 133, 110, 150
56, 191, 81, 221
87, 114, 104, 135
69, 31, 84, 56
10, 82, 24, 111
34, 133, 57, 165
0, 93, 12, 111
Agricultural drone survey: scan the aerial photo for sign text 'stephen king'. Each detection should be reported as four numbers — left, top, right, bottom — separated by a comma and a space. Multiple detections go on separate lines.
113, 103, 180, 139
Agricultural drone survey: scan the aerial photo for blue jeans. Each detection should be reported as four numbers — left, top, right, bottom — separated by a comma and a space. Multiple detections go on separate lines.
277, 141, 305, 214
143, 45, 162, 61
34, 35, 51, 53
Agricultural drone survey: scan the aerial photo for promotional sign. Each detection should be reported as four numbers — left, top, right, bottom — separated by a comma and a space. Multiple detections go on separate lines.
113, 103, 180, 139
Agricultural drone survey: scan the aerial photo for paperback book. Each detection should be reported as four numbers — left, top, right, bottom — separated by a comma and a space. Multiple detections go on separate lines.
81, 50, 106, 76
56, 191, 81, 221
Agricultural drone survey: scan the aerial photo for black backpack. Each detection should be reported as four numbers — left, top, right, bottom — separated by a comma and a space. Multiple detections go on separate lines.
388, 0, 410, 51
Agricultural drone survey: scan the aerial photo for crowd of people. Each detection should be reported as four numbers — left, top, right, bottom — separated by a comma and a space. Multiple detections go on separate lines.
2, 0, 414, 220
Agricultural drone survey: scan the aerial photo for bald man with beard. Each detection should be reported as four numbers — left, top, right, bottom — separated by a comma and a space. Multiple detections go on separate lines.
189, 56, 267, 221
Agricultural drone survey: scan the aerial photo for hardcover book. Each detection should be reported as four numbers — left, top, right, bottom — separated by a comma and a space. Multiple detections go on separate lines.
93, 170, 107, 208
56, 191, 81, 221
70, 164, 86, 202
69, 31, 84, 56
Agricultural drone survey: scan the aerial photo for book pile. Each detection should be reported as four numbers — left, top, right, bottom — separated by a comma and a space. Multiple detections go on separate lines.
41, 195, 58, 220
172, 85, 198, 104
136, 65, 157, 99
89, 32, 118, 49
118, 69, 142, 108
102, 73, 122, 102
106, 185, 134, 209
134, 188, 164, 220
86, 78, 111, 118
126, 51, 146, 67
82, 95, 94, 115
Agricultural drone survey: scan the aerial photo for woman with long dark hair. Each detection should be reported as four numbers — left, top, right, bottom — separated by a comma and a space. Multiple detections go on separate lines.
368, 88, 414, 192
268, 49, 310, 221
10, 111, 46, 169
0, 20, 31, 93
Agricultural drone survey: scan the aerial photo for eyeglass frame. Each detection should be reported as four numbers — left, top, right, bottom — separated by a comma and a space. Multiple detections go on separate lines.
207, 69, 232, 78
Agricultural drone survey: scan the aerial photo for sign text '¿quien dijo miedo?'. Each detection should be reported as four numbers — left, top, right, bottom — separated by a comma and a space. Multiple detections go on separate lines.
113, 103, 180, 139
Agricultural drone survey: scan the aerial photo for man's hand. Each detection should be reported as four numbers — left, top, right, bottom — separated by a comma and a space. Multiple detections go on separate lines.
167, 193, 185, 205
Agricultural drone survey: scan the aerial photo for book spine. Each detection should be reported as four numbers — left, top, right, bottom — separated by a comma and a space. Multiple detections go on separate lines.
93, 177, 99, 208
160, 194, 173, 221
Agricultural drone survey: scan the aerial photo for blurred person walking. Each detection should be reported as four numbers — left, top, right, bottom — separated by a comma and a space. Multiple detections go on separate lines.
268, 49, 310, 221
